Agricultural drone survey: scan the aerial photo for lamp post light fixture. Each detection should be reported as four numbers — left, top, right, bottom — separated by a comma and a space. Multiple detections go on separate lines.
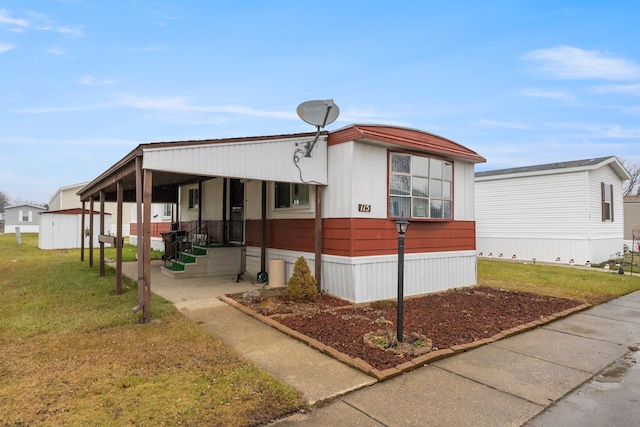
395, 215, 409, 343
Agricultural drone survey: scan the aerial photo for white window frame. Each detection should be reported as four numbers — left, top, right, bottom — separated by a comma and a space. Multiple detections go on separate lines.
162, 203, 172, 219
19, 210, 32, 222
389, 152, 453, 219
188, 188, 199, 209
274, 182, 310, 209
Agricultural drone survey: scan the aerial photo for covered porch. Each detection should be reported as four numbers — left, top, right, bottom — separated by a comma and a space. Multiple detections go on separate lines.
77, 132, 328, 322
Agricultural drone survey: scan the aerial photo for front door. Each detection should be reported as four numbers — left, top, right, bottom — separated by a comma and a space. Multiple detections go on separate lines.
229, 179, 244, 244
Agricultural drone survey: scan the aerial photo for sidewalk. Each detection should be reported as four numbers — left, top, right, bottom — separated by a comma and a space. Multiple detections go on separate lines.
122, 261, 640, 425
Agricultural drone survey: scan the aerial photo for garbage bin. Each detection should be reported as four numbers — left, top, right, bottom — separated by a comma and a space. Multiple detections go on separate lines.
268, 259, 285, 287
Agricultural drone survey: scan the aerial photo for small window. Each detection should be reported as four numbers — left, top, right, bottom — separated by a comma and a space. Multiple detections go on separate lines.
389, 153, 453, 219
163, 203, 172, 218
602, 182, 614, 222
20, 210, 30, 222
188, 189, 199, 209
275, 182, 309, 208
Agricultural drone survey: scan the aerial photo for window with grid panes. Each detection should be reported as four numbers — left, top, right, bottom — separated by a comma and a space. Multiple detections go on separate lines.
389, 153, 452, 219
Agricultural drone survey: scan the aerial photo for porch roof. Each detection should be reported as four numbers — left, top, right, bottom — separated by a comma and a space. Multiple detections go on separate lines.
77, 131, 323, 203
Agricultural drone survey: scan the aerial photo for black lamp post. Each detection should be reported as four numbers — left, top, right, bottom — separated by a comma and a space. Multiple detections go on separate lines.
395, 215, 409, 343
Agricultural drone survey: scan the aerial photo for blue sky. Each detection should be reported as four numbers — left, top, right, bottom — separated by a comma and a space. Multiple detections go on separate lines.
1, 1, 640, 205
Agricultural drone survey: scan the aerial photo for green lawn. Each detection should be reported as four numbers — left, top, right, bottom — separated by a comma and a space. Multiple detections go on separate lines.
478, 259, 640, 304
0, 233, 304, 426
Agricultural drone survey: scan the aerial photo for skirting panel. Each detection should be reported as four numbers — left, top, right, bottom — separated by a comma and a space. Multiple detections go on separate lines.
246, 246, 477, 304
476, 236, 623, 265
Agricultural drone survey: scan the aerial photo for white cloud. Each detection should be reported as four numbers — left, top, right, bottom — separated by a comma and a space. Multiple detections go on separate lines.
16, 104, 106, 114
478, 119, 532, 130
0, 42, 14, 52
47, 47, 66, 55
0, 9, 83, 37
0, 10, 29, 28
114, 94, 298, 119
547, 121, 640, 138
517, 88, 575, 101
590, 84, 640, 96
521, 46, 640, 80
77, 75, 115, 86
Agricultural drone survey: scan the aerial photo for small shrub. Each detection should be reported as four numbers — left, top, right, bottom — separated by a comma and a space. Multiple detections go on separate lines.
286, 256, 318, 302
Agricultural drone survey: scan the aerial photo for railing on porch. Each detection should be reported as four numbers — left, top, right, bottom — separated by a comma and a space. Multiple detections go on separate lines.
161, 220, 244, 266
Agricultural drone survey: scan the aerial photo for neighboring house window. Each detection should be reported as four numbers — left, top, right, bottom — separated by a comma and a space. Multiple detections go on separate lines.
602, 182, 614, 221
389, 153, 453, 219
275, 182, 309, 208
163, 203, 172, 218
19, 210, 31, 222
188, 189, 199, 209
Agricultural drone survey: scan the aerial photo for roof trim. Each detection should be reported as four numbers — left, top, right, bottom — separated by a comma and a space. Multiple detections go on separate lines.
475, 156, 631, 181
5, 204, 48, 210
328, 124, 486, 163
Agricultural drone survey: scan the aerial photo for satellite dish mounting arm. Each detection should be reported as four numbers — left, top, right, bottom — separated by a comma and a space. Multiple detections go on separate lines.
296, 99, 339, 157
304, 103, 333, 157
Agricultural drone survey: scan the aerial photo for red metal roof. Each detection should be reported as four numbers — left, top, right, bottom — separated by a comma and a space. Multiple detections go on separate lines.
328, 124, 486, 163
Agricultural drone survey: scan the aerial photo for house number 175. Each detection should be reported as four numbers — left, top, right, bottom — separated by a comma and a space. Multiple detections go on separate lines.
358, 204, 371, 212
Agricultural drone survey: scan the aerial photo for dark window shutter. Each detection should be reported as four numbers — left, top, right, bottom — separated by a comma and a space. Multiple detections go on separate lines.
610, 184, 614, 222
601, 182, 605, 222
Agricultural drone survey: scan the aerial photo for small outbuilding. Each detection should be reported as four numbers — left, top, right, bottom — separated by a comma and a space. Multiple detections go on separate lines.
38, 208, 111, 250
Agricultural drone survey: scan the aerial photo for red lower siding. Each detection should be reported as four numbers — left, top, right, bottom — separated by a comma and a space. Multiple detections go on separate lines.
130, 222, 172, 239
246, 218, 476, 257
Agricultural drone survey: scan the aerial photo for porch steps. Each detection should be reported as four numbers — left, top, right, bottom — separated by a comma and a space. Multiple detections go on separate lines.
160, 245, 207, 277
160, 245, 245, 279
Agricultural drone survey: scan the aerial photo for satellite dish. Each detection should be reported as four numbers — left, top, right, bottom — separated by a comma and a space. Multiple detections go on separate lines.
295, 99, 340, 157
297, 100, 339, 128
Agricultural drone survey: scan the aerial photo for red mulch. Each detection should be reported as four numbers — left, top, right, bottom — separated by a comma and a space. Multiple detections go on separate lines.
227, 286, 581, 371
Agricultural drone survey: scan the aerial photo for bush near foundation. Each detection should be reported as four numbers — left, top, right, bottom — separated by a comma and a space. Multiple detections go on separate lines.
286, 256, 318, 302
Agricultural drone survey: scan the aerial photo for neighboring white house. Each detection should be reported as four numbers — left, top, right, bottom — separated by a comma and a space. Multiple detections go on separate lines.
49, 182, 133, 237
38, 208, 111, 249
475, 156, 631, 265
4, 204, 48, 233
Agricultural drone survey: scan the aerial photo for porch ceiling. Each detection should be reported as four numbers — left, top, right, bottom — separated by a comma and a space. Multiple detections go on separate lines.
77, 154, 215, 203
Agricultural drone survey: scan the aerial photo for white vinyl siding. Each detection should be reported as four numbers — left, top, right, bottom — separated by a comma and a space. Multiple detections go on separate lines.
324, 141, 389, 219
143, 136, 328, 185
476, 171, 588, 239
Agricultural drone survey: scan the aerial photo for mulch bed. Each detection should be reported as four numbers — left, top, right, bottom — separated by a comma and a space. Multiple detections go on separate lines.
225, 286, 585, 373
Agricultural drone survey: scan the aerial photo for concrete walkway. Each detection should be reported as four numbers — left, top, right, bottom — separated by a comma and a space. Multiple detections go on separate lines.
120, 260, 376, 405
121, 261, 640, 426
